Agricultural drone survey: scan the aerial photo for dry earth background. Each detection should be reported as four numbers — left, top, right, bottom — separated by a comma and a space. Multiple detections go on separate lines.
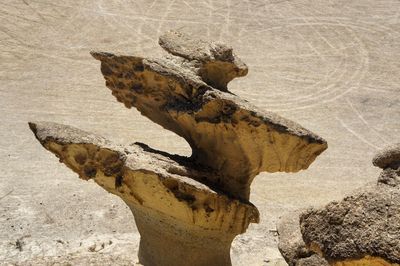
1, 0, 399, 265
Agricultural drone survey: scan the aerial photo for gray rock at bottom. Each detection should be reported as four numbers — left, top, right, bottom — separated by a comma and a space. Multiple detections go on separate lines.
300, 181, 400, 265
278, 144, 400, 266
372, 143, 400, 169
277, 210, 328, 266
296, 255, 329, 266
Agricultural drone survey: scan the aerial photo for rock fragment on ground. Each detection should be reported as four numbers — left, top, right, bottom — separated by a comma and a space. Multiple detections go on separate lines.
296, 254, 329, 266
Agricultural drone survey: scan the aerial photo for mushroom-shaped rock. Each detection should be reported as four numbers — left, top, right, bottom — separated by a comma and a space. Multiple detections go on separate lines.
158, 30, 248, 91
91, 38, 327, 200
29, 121, 259, 266
373, 143, 400, 169
30, 31, 327, 266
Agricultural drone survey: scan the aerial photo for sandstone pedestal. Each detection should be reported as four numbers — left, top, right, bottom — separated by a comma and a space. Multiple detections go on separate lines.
133, 207, 234, 266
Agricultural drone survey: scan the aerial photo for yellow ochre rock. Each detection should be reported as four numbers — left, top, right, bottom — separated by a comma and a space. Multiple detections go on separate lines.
30, 31, 327, 266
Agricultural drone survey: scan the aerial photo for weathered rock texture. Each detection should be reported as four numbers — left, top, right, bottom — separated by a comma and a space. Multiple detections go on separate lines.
278, 144, 400, 266
29, 121, 259, 265
296, 254, 329, 266
373, 143, 400, 169
158, 30, 248, 91
301, 182, 400, 265
277, 210, 327, 266
30, 31, 327, 266
91, 30, 327, 200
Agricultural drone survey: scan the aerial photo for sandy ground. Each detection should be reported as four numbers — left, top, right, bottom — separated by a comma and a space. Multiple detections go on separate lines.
1, 0, 399, 265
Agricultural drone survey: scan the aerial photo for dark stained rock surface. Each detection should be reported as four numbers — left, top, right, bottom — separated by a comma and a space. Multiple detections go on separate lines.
91, 37, 327, 200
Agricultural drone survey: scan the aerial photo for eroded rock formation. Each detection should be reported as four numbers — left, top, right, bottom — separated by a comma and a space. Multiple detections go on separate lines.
91, 30, 327, 200
30, 31, 327, 266
29, 121, 258, 265
278, 143, 400, 266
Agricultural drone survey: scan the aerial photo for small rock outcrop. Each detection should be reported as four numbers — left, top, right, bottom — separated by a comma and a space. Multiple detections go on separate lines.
158, 30, 248, 91
30, 31, 327, 266
278, 143, 400, 266
277, 210, 320, 266
373, 143, 400, 169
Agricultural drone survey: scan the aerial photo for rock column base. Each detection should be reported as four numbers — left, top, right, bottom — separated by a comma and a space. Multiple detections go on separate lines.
131, 207, 234, 266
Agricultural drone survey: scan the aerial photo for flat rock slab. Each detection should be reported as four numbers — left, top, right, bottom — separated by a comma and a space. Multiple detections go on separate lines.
29, 121, 259, 234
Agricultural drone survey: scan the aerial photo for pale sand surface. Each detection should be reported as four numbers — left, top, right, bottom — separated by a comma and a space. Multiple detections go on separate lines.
1, 0, 399, 265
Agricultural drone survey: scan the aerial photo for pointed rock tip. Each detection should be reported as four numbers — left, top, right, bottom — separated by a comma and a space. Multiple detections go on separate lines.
28, 121, 37, 135
90, 51, 115, 61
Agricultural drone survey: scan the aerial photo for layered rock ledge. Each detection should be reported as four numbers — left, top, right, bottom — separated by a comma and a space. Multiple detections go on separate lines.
29, 121, 258, 265
91, 31, 327, 200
